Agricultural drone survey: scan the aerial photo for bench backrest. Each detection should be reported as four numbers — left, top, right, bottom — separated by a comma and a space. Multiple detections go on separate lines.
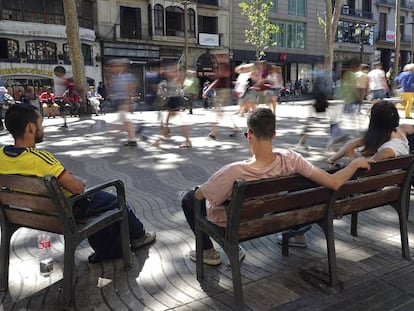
0, 174, 73, 234
226, 155, 414, 242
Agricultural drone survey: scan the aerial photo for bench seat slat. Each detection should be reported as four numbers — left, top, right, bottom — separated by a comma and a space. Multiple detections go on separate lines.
244, 175, 319, 198
241, 188, 331, 220
0, 192, 57, 214
0, 175, 49, 196
336, 171, 405, 198
334, 188, 400, 216
4, 208, 63, 233
238, 204, 327, 241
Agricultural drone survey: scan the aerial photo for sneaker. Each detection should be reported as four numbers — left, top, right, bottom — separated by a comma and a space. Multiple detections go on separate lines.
131, 232, 156, 249
189, 249, 221, 266
277, 234, 307, 247
226, 245, 246, 266
123, 140, 138, 147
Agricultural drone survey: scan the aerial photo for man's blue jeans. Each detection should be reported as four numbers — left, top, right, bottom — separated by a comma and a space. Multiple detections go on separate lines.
75, 191, 145, 259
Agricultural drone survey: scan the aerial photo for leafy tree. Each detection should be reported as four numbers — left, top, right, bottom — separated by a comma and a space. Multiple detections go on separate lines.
239, 0, 279, 61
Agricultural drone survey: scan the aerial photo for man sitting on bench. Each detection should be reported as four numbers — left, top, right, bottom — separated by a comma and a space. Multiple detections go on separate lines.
0, 104, 156, 263
181, 108, 370, 266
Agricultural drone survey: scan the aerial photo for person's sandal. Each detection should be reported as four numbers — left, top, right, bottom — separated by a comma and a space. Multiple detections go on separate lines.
179, 141, 192, 148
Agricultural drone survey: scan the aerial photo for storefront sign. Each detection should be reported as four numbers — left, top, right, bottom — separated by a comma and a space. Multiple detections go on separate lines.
0, 67, 53, 77
199, 33, 219, 47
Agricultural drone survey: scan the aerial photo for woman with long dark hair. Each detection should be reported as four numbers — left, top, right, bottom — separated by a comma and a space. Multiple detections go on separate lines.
327, 100, 414, 166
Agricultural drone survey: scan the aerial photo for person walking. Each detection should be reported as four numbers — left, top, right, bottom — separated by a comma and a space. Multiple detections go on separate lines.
105, 58, 138, 147
368, 62, 389, 103
394, 63, 414, 119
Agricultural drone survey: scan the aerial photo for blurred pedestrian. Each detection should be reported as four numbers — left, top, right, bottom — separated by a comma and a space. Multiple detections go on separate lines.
368, 62, 388, 103
203, 61, 240, 139
105, 58, 138, 147
233, 63, 254, 116
183, 69, 200, 114
63, 84, 81, 117
394, 63, 414, 119
264, 65, 283, 113
355, 63, 369, 112
152, 62, 192, 148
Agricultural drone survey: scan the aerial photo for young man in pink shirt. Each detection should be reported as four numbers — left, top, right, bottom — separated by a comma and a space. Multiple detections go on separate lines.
182, 108, 371, 266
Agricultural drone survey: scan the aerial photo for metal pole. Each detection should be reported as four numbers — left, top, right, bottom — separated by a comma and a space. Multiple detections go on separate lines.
183, 1, 189, 71
393, 0, 401, 85
411, 17, 414, 63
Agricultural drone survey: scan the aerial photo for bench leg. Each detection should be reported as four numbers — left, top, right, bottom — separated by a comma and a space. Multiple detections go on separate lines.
195, 225, 204, 281
120, 210, 132, 270
325, 223, 339, 285
228, 246, 245, 311
0, 226, 12, 291
62, 241, 76, 310
350, 213, 358, 236
398, 209, 410, 260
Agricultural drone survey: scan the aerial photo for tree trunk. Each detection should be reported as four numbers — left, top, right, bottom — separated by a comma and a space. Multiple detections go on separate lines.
63, 0, 88, 114
325, 0, 343, 96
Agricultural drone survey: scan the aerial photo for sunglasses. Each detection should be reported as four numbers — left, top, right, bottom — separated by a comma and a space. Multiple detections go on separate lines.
244, 129, 251, 138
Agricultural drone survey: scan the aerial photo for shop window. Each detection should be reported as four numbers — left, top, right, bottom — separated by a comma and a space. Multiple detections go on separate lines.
198, 15, 217, 34
154, 4, 164, 35
166, 6, 184, 36
0, 38, 19, 60
120, 6, 142, 39
26, 40, 57, 62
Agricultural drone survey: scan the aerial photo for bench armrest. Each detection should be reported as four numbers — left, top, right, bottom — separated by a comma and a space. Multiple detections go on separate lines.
68, 179, 126, 209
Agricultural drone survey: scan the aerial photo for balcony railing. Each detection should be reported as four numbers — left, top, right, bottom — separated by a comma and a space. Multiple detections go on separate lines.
341, 7, 373, 19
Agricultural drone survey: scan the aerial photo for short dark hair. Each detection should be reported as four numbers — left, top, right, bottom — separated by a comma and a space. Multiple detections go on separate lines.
5, 104, 40, 140
247, 108, 275, 139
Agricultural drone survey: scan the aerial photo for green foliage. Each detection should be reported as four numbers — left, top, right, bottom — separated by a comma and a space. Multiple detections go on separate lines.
239, 0, 279, 60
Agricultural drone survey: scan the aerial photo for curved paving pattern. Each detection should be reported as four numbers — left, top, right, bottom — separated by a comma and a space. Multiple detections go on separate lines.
1, 103, 414, 310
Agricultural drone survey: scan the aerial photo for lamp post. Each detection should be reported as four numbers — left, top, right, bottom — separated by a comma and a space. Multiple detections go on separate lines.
182, 0, 190, 71
354, 23, 371, 63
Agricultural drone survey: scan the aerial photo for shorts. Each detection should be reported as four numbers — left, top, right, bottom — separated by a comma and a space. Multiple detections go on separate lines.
214, 88, 232, 107
371, 89, 385, 100
264, 88, 281, 97
166, 97, 182, 111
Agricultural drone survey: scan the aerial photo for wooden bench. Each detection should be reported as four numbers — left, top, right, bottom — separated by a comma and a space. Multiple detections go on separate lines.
0, 174, 132, 310
194, 155, 414, 310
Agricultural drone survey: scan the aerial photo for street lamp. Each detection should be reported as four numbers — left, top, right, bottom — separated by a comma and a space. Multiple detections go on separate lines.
182, 0, 190, 71
354, 23, 371, 62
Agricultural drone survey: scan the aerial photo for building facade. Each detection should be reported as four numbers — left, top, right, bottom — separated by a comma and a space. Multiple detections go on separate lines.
0, 0, 100, 100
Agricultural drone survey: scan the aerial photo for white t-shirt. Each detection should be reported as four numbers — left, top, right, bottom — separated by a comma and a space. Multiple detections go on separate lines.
377, 129, 409, 157
200, 149, 315, 227
368, 69, 386, 91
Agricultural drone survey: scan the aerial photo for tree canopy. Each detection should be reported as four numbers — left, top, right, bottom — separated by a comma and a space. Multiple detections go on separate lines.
239, 0, 279, 61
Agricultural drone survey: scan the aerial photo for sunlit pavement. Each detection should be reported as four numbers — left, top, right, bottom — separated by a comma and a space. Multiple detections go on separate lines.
1, 100, 414, 310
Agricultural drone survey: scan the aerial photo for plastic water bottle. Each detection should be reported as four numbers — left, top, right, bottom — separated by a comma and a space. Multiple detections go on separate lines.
38, 233, 53, 277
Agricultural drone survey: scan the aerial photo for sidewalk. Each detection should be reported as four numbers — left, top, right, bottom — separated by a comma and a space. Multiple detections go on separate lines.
1, 103, 414, 310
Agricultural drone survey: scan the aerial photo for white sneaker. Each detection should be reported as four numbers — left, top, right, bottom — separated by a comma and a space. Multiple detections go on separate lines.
226, 245, 246, 266
189, 249, 221, 266
277, 234, 307, 247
